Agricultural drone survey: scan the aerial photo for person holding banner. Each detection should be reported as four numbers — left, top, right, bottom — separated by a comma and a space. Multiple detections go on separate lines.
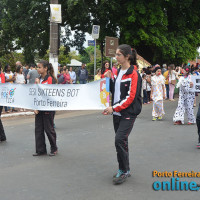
104, 44, 142, 185
0, 63, 6, 142
173, 66, 195, 125
33, 60, 58, 156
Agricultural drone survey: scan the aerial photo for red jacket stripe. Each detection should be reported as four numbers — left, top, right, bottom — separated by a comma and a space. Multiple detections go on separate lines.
113, 70, 138, 112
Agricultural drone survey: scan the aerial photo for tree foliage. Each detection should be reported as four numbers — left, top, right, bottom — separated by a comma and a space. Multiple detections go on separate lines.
119, 0, 200, 64
0, 0, 50, 63
0, 0, 200, 65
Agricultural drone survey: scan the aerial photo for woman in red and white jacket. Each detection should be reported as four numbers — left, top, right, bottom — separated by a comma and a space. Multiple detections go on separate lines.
0, 63, 6, 142
33, 60, 58, 156
104, 44, 142, 185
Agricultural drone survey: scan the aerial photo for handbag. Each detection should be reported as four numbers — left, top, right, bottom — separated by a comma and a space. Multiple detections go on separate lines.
171, 79, 176, 85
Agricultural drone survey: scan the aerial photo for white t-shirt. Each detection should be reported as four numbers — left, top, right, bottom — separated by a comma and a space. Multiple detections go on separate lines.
15, 73, 25, 84
113, 69, 128, 116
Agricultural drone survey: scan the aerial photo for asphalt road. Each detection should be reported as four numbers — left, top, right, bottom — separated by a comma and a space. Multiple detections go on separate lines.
1, 98, 200, 200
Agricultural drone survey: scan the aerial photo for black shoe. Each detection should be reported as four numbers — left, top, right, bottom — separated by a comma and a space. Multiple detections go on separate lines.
49, 150, 58, 156
113, 170, 128, 185
0, 138, 6, 142
32, 152, 47, 156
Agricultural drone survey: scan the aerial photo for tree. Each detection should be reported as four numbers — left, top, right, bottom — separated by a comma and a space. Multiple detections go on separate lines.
60, 0, 120, 64
1, 0, 200, 65
118, 0, 200, 64
0, 0, 50, 63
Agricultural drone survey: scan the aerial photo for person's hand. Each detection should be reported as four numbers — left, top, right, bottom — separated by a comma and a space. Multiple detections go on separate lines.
35, 78, 40, 84
104, 71, 112, 78
190, 82, 193, 88
34, 110, 39, 115
163, 95, 165, 99
103, 106, 113, 115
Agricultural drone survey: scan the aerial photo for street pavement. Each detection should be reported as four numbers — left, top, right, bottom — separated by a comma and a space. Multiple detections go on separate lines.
0, 98, 200, 200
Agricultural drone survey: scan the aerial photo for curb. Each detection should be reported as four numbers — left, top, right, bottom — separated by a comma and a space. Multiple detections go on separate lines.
1, 112, 34, 118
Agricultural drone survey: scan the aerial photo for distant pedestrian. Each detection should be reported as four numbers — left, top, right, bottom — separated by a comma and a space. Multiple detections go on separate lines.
173, 66, 195, 125
4, 64, 17, 112
15, 65, 25, 84
27, 64, 39, 84
168, 64, 179, 101
163, 66, 169, 99
0, 63, 6, 142
142, 74, 148, 104
65, 69, 72, 84
78, 63, 88, 84
101, 60, 112, 78
151, 67, 166, 121
112, 63, 118, 76
69, 67, 76, 83
94, 68, 101, 81
23, 64, 30, 83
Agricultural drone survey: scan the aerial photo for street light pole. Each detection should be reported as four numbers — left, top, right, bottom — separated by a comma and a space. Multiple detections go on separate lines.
94, 39, 96, 78
50, 0, 59, 76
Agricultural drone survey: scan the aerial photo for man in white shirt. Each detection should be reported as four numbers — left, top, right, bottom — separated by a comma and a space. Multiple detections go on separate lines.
69, 67, 76, 84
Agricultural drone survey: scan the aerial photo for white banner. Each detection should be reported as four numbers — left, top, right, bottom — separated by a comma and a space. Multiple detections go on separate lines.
0, 79, 110, 111
50, 4, 62, 23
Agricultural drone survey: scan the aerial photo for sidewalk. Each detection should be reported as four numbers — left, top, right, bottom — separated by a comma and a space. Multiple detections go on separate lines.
1, 110, 34, 118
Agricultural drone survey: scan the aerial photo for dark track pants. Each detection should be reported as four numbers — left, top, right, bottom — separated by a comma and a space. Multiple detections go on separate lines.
196, 105, 200, 143
113, 115, 136, 172
0, 106, 6, 141
35, 111, 57, 154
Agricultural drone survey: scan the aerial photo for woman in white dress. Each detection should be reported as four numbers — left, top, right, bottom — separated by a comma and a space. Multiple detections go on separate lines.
151, 67, 166, 121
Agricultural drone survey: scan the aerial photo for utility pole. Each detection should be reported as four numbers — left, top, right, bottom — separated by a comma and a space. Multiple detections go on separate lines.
50, 0, 59, 76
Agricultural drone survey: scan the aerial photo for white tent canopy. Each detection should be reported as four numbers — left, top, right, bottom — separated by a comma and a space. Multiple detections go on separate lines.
67, 59, 82, 67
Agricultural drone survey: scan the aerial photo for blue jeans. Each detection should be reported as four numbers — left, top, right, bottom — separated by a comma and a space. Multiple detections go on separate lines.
165, 84, 169, 99
79, 80, 87, 84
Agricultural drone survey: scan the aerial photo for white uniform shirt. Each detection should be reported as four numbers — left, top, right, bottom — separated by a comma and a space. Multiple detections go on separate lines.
113, 69, 128, 116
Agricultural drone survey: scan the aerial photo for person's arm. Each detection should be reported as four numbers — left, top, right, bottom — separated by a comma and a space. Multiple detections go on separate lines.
74, 72, 76, 82
23, 74, 25, 84
150, 86, 153, 100
162, 84, 165, 99
78, 69, 80, 78
86, 69, 88, 80
35, 78, 40, 84
5, 75, 15, 82
27, 71, 31, 79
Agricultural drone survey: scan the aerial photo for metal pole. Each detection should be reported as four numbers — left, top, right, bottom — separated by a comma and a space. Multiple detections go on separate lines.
94, 39, 96, 79
50, 0, 59, 77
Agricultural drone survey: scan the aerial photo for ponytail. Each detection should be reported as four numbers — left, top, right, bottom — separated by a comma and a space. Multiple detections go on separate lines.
48, 63, 58, 84
117, 44, 138, 66
39, 60, 58, 83
129, 49, 137, 66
